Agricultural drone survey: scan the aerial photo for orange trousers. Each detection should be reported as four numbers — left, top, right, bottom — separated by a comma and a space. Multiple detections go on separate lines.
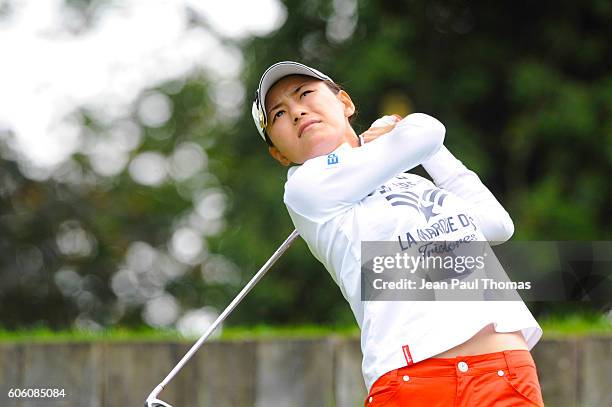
365, 350, 544, 406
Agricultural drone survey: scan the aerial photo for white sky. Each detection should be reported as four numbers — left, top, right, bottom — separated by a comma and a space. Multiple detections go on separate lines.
0, 0, 286, 168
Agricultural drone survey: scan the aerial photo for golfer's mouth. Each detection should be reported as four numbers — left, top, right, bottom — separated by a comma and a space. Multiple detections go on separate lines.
298, 120, 320, 138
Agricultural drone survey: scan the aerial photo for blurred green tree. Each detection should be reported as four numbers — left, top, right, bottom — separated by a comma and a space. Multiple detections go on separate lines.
213, 0, 612, 324
1, 0, 610, 330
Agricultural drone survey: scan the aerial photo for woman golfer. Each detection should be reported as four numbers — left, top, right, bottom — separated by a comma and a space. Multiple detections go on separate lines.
251, 61, 544, 406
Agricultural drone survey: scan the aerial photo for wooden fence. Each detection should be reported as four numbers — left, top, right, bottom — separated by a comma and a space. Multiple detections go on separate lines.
0, 336, 610, 406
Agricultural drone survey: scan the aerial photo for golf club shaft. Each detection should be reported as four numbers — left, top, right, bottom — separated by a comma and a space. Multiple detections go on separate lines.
147, 229, 300, 401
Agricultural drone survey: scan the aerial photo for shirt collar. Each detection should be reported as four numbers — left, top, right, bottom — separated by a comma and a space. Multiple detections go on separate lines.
286, 142, 351, 180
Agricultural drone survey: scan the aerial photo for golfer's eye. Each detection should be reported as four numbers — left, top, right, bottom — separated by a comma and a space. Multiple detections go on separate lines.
301, 90, 313, 98
273, 110, 285, 121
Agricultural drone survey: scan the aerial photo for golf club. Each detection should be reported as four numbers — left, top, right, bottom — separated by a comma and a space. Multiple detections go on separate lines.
145, 229, 300, 407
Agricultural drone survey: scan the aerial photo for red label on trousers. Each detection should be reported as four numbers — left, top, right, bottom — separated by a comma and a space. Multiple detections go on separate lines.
402, 345, 413, 365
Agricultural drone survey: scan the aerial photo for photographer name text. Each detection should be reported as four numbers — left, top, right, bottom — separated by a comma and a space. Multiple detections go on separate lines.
372, 278, 531, 291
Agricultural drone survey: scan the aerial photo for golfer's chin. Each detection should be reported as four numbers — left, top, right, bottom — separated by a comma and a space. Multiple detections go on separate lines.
301, 134, 344, 162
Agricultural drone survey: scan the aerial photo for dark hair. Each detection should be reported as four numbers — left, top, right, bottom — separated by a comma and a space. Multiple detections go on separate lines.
264, 79, 357, 147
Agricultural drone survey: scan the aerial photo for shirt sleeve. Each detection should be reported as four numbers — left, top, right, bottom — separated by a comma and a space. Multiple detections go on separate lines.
421, 146, 514, 244
284, 113, 445, 223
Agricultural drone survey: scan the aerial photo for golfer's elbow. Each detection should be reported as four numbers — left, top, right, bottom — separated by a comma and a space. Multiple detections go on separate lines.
487, 211, 515, 246
400, 113, 446, 160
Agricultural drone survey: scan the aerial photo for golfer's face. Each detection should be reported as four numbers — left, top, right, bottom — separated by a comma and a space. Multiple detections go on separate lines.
265, 75, 353, 164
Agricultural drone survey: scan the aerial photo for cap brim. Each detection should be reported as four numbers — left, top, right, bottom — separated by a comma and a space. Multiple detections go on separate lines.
260, 63, 330, 107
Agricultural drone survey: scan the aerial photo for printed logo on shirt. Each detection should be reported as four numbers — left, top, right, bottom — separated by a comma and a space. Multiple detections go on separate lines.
398, 212, 479, 250
327, 153, 339, 165
380, 181, 448, 222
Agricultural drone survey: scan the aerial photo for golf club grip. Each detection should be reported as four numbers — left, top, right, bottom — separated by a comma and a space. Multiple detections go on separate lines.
150, 229, 300, 397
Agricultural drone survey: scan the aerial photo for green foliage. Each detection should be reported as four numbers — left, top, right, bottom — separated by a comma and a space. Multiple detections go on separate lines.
213, 0, 612, 326
0, 0, 610, 330
0, 312, 610, 342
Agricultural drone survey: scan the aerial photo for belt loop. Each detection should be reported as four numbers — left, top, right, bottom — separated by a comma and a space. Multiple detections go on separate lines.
502, 351, 516, 378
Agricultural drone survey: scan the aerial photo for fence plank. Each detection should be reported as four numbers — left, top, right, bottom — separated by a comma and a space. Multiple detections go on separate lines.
19, 343, 102, 407
0, 343, 22, 407
580, 337, 612, 407
531, 339, 579, 407
193, 340, 257, 406
255, 338, 335, 407
334, 338, 366, 407
102, 342, 193, 407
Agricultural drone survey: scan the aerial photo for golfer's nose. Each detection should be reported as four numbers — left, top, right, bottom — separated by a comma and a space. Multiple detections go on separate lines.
293, 111, 307, 123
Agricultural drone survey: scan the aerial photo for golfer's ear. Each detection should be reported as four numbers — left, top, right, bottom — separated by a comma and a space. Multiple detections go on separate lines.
268, 146, 292, 166
338, 90, 355, 118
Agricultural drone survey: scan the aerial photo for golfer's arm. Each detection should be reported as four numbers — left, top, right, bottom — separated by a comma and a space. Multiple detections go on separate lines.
346, 113, 446, 195
285, 113, 445, 221
422, 146, 514, 244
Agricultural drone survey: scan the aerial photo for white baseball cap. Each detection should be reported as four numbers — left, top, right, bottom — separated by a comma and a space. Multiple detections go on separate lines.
251, 61, 335, 142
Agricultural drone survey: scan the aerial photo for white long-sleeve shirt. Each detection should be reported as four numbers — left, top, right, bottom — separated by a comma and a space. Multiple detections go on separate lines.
283, 113, 542, 391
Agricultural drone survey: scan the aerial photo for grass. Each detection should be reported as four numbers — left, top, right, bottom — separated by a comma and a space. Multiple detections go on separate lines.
0, 312, 609, 343
0, 326, 182, 343
0, 324, 359, 343
538, 312, 612, 337
220, 323, 359, 340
